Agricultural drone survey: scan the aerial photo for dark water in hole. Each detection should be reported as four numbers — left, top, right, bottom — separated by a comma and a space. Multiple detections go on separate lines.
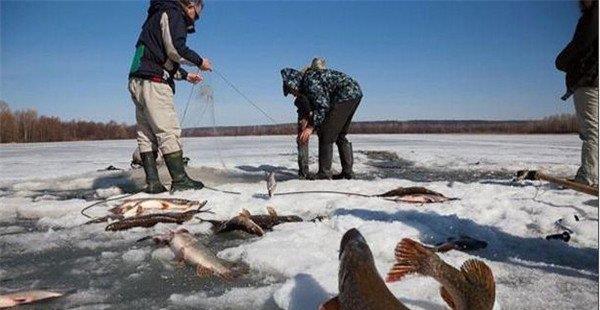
358, 150, 515, 183
0, 219, 283, 309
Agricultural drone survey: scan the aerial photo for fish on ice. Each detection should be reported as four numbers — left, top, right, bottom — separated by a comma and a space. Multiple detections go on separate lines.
377, 186, 457, 203
320, 228, 409, 310
105, 207, 208, 231
0, 290, 65, 309
386, 238, 495, 310
110, 198, 205, 218
266, 172, 277, 197
204, 207, 303, 237
152, 228, 234, 280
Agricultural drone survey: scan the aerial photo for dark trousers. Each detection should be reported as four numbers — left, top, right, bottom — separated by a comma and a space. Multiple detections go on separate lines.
297, 115, 310, 177
317, 98, 361, 177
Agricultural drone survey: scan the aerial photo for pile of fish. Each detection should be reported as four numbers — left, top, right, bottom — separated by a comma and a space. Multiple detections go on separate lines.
84, 198, 209, 230
320, 229, 496, 310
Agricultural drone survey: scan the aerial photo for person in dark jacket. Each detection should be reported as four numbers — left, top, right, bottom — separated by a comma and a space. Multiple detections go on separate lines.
556, 0, 598, 186
281, 66, 362, 180
128, 0, 212, 193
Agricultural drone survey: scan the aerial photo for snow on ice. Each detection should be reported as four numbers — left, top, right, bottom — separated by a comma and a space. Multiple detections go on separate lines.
0, 134, 597, 309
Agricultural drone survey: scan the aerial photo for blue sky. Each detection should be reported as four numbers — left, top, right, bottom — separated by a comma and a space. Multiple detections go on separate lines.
1, 0, 582, 127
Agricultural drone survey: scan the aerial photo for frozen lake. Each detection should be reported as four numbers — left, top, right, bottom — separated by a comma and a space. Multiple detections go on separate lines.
0, 134, 597, 309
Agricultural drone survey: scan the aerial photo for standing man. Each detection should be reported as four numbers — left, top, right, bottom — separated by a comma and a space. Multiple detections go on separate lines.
556, 0, 598, 187
281, 66, 362, 180
129, 0, 212, 193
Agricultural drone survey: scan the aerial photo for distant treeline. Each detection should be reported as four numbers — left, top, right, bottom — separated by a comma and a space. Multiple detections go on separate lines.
0, 101, 578, 144
183, 114, 579, 136
0, 101, 135, 143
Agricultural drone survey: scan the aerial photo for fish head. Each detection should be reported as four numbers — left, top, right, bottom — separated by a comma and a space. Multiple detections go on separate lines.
338, 229, 396, 308
339, 228, 373, 265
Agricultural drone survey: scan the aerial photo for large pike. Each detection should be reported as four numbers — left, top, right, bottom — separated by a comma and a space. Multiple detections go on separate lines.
110, 198, 205, 218
105, 207, 207, 231
0, 290, 64, 308
204, 207, 302, 236
386, 238, 495, 310
377, 186, 457, 203
153, 228, 233, 280
320, 228, 409, 310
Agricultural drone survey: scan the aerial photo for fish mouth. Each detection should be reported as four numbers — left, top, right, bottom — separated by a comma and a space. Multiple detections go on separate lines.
339, 228, 367, 259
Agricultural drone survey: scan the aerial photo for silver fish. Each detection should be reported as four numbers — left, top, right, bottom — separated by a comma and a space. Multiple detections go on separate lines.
154, 228, 233, 280
266, 172, 277, 197
110, 198, 205, 218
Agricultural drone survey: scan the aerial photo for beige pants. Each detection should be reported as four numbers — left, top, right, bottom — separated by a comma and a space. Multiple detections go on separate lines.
573, 87, 599, 185
128, 78, 182, 154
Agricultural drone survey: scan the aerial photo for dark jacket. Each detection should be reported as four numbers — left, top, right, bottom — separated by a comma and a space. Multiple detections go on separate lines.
300, 69, 362, 128
129, 0, 204, 93
294, 96, 312, 120
556, 2, 598, 92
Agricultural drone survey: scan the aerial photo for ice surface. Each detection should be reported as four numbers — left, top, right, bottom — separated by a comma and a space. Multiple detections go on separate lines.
0, 134, 597, 309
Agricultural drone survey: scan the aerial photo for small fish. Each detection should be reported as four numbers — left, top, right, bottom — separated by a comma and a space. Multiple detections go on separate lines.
386, 238, 495, 310
153, 228, 233, 280
266, 172, 277, 197
431, 236, 488, 253
205, 207, 302, 237
377, 186, 457, 203
105, 207, 206, 231
320, 228, 409, 310
0, 290, 64, 308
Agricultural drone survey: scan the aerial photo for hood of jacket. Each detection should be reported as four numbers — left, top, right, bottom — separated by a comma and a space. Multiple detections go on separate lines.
148, 0, 196, 33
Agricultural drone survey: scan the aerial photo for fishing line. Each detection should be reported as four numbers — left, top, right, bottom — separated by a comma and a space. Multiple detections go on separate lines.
180, 69, 201, 126
274, 190, 372, 198
80, 192, 140, 219
213, 69, 279, 124
207, 87, 228, 170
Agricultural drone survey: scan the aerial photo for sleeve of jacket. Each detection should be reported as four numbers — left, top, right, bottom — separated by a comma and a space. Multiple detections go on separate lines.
556, 9, 598, 72
305, 79, 330, 129
174, 67, 188, 81
160, 11, 204, 68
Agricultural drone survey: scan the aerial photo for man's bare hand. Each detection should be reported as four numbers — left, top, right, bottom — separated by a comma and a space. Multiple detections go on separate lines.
298, 118, 309, 131
187, 73, 203, 84
299, 126, 314, 145
200, 58, 213, 71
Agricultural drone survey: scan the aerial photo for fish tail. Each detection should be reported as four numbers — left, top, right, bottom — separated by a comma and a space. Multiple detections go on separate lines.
386, 238, 436, 283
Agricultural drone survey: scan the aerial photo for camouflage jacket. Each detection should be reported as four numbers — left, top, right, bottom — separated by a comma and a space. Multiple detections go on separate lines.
300, 69, 362, 128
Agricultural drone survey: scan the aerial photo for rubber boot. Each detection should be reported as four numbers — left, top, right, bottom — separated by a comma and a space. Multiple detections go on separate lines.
333, 141, 354, 180
140, 151, 168, 194
298, 143, 313, 180
163, 151, 204, 192
315, 142, 333, 180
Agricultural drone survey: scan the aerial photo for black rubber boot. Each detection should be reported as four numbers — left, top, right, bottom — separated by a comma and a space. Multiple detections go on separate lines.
163, 151, 204, 192
140, 151, 168, 194
315, 142, 333, 180
333, 140, 354, 180
298, 143, 313, 180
